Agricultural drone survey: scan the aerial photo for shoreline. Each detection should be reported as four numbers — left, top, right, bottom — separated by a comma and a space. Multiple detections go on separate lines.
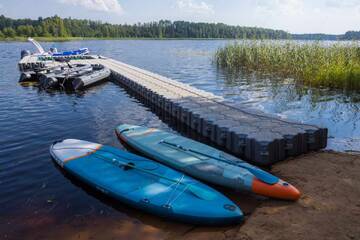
0, 37, 242, 42
2, 150, 359, 240
0, 37, 350, 42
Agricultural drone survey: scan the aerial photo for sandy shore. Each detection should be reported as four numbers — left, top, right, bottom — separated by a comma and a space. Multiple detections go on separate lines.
2, 151, 359, 240
177, 151, 360, 240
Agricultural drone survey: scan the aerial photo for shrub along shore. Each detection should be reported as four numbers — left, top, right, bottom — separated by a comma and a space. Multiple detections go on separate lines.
215, 41, 360, 91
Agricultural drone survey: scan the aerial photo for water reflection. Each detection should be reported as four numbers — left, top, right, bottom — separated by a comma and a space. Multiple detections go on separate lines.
20, 39, 360, 152
1, 40, 360, 239
218, 66, 360, 152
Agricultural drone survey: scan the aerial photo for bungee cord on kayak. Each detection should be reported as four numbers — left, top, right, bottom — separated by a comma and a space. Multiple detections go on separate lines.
50, 139, 243, 225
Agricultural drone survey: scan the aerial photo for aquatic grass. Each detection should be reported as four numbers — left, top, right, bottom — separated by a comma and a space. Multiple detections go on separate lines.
215, 41, 360, 91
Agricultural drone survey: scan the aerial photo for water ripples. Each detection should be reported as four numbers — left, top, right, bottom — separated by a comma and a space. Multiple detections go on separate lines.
0, 40, 359, 235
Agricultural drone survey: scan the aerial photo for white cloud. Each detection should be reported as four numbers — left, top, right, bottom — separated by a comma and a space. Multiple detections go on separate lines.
325, 0, 360, 8
58, 0, 123, 15
255, 0, 304, 16
325, 0, 360, 16
176, 0, 214, 14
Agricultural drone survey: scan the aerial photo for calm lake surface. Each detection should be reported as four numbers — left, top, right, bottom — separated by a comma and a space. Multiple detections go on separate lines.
1, 40, 359, 239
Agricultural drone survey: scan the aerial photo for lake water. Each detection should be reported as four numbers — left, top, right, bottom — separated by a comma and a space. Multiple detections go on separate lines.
1, 40, 359, 239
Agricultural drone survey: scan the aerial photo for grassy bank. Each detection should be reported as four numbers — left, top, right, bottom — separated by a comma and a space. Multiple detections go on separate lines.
215, 41, 360, 91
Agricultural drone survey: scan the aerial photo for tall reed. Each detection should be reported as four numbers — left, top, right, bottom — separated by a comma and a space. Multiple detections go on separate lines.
215, 41, 360, 91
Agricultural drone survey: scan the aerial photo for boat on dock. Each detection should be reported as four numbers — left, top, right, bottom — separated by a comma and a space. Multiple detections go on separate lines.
19, 63, 110, 91
50, 139, 243, 225
27, 38, 89, 57
116, 124, 301, 200
18, 39, 110, 91
38, 63, 111, 91
71, 64, 111, 91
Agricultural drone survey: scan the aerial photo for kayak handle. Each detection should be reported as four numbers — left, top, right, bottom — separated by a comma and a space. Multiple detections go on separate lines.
52, 139, 64, 145
118, 127, 134, 134
123, 162, 135, 170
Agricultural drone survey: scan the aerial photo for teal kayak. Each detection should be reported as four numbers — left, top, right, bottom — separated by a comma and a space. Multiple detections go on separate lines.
50, 139, 243, 225
115, 124, 301, 201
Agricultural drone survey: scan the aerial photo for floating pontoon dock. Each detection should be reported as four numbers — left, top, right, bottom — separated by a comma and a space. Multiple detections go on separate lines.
19, 55, 328, 166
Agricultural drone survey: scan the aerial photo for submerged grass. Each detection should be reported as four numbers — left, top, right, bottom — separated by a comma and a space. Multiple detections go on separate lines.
215, 41, 360, 91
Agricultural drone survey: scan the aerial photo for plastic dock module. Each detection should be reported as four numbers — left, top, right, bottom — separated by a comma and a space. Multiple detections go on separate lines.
19, 56, 328, 166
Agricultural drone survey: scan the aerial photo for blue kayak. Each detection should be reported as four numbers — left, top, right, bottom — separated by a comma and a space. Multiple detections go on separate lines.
116, 124, 301, 201
50, 139, 243, 225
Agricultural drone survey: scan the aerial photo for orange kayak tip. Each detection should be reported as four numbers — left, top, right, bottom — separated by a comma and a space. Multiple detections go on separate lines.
252, 178, 301, 201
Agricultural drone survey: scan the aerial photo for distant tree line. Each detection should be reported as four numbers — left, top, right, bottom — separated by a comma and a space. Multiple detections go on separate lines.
340, 31, 360, 40
0, 15, 291, 39
292, 32, 360, 41
0, 15, 358, 40
291, 33, 339, 41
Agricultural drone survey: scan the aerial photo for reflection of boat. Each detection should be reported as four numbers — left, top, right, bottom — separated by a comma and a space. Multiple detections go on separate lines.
50, 139, 243, 225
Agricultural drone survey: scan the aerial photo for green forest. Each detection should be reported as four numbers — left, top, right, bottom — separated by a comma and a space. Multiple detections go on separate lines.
0, 15, 359, 40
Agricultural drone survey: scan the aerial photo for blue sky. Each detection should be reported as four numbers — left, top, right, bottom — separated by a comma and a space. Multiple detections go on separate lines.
0, 0, 359, 34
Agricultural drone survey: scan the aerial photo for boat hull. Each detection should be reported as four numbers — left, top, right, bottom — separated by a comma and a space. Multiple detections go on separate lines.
115, 124, 301, 200
50, 139, 243, 225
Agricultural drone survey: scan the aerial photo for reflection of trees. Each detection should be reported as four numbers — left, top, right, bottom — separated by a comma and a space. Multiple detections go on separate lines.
215, 65, 360, 138
217, 65, 360, 110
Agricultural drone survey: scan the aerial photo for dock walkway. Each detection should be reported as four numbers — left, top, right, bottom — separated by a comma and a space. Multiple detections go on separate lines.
19, 55, 328, 165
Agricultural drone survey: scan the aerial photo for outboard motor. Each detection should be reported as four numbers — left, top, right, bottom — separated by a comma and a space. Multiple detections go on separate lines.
39, 76, 59, 90
72, 77, 84, 91
20, 50, 31, 59
19, 72, 32, 82
49, 47, 58, 54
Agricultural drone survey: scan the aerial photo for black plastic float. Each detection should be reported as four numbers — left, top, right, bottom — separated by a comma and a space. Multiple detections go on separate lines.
108, 66, 328, 166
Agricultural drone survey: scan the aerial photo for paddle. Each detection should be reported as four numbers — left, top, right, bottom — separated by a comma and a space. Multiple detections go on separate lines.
52, 145, 216, 201
159, 140, 279, 185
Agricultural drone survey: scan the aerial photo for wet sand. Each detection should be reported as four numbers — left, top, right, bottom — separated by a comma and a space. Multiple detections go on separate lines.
2, 151, 359, 240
